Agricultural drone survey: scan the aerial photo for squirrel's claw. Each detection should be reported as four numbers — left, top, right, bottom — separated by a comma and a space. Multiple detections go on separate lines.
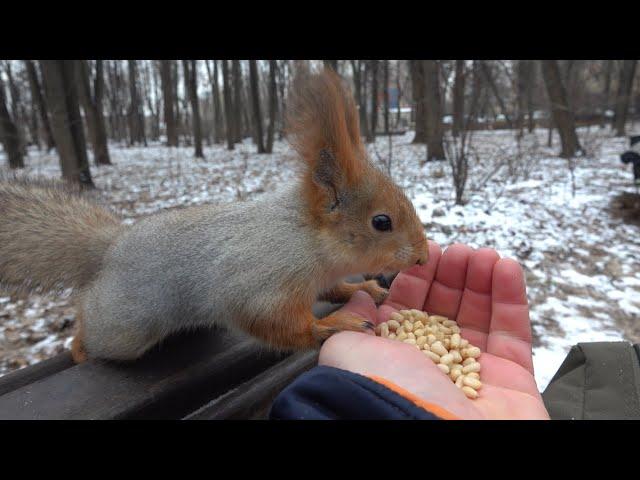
361, 280, 389, 305
312, 311, 375, 344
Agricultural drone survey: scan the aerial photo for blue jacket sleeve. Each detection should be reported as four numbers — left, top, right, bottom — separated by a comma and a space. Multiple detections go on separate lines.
269, 365, 444, 420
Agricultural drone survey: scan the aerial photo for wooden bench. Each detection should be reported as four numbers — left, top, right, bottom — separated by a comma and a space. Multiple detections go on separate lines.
0, 274, 395, 419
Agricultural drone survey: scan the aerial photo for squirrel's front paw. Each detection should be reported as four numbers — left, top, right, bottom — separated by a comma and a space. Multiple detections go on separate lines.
361, 280, 389, 305
312, 310, 374, 344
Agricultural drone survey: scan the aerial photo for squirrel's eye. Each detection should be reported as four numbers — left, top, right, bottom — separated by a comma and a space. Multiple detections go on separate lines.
372, 214, 392, 232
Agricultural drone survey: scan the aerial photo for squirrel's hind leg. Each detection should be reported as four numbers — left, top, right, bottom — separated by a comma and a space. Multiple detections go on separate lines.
319, 280, 388, 305
71, 307, 88, 363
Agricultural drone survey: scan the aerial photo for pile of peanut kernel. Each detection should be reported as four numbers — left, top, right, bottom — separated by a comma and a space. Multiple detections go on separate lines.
375, 309, 483, 399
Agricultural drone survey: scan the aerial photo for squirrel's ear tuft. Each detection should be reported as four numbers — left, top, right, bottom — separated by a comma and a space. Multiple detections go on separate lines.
286, 66, 366, 187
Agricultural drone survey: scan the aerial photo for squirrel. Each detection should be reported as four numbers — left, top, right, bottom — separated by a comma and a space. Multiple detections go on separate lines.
0, 68, 428, 363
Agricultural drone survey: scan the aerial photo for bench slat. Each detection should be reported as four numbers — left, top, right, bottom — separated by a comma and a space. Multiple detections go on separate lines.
0, 329, 287, 419
184, 350, 318, 420
0, 352, 75, 397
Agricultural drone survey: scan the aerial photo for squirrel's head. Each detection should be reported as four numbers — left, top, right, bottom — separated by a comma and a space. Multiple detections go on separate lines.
286, 66, 428, 274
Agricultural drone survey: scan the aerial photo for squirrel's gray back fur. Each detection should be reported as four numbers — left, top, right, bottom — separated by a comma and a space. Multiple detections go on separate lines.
82, 184, 332, 359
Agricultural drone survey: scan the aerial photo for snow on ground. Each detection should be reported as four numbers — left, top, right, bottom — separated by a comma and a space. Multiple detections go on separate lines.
1, 127, 639, 392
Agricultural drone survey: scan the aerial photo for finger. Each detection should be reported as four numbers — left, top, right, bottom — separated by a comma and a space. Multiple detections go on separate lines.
486, 258, 534, 374
338, 290, 378, 333
379, 240, 442, 323
455, 248, 500, 350
423, 243, 474, 319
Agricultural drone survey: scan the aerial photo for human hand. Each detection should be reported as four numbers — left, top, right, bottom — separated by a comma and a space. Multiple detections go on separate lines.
320, 241, 550, 420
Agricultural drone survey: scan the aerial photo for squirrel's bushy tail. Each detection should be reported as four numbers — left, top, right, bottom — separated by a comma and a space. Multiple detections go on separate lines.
0, 175, 123, 293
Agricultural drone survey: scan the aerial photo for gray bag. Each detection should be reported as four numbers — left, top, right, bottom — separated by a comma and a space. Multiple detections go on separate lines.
542, 342, 640, 420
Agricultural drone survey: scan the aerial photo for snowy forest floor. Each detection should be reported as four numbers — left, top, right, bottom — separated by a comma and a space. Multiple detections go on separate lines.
1, 126, 639, 391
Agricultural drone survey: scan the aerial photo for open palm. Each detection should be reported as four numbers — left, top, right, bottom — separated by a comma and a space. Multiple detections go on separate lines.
320, 241, 550, 420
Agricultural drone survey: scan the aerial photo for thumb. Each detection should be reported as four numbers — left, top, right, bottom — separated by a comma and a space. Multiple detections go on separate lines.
338, 290, 378, 327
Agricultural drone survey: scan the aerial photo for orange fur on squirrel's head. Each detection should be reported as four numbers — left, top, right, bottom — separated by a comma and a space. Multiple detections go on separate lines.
286, 67, 428, 275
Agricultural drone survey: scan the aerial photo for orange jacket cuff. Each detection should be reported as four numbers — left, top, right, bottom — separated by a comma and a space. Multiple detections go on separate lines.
367, 374, 461, 420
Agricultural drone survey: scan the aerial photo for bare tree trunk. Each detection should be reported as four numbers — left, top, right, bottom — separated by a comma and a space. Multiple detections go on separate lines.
562, 61, 584, 118
601, 60, 614, 129
213, 60, 224, 144
150, 61, 162, 141
183, 60, 204, 158
141, 61, 159, 141
4, 63, 20, 122
180, 64, 192, 146
9, 63, 38, 150
480, 61, 513, 128
77, 60, 111, 165
382, 60, 390, 134
265, 60, 277, 154
247, 60, 266, 153
159, 60, 178, 147
452, 60, 466, 137
0, 76, 24, 168
410, 60, 426, 143
277, 60, 289, 140
104, 61, 116, 141
526, 61, 535, 133
4, 62, 27, 155
613, 60, 638, 137
546, 83, 554, 148
423, 60, 445, 161
77, 62, 97, 157
127, 60, 147, 146
395, 60, 403, 129
172, 61, 182, 143
39, 60, 94, 187
205, 60, 224, 144
350, 60, 369, 139
362, 62, 371, 138
323, 60, 338, 72
367, 60, 379, 143
25, 60, 55, 151
540, 60, 582, 158
27, 89, 40, 151
105, 61, 122, 143
516, 60, 532, 139
92, 61, 111, 164
242, 77, 252, 140
468, 61, 483, 126
477, 73, 491, 122
232, 60, 243, 143
221, 60, 234, 150
116, 61, 129, 143
446, 62, 483, 206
